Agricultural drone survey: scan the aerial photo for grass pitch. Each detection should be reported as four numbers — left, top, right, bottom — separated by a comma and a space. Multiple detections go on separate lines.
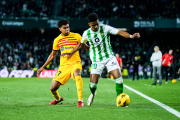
0, 77, 180, 120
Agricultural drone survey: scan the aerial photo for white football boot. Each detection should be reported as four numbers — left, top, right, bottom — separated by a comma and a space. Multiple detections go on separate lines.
87, 91, 97, 106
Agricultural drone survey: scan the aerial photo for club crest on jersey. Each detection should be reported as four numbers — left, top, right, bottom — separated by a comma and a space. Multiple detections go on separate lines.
112, 61, 117, 65
65, 39, 69, 43
61, 46, 64, 51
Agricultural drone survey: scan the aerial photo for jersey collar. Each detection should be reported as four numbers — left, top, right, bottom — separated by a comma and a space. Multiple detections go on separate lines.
60, 32, 71, 37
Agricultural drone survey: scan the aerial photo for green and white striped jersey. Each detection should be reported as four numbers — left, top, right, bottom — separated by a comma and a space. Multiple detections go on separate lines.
81, 24, 119, 62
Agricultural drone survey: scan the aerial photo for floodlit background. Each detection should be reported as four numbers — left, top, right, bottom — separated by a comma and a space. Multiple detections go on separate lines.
0, 0, 180, 79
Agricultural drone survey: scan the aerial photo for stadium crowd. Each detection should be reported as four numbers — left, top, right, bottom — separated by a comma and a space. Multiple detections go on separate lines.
0, 29, 180, 79
0, 0, 180, 19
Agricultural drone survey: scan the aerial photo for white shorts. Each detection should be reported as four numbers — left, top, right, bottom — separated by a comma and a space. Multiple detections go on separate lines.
139, 72, 143, 76
147, 72, 151, 76
91, 57, 120, 75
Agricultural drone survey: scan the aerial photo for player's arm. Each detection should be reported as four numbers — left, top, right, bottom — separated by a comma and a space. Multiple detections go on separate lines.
61, 43, 83, 58
61, 43, 89, 58
37, 50, 58, 76
82, 43, 89, 51
150, 54, 154, 62
117, 31, 140, 39
120, 61, 123, 70
106, 25, 140, 39
69, 42, 84, 57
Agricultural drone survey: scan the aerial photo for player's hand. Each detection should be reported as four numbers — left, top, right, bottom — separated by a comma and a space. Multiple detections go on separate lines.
132, 33, 140, 38
61, 53, 73, 58
37, 67, 44, 76
168, 64, 171, 67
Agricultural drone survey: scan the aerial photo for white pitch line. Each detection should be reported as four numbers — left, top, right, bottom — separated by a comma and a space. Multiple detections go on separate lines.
108, 79, 180, 118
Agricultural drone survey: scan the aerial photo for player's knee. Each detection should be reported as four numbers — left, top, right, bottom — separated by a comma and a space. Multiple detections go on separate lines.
116, 77, 123, 84
74, 69, 82, 77
50, 86, 56, 91
90, 82, 97, 88
50, 84, 59, 91
50, 80, 60, 91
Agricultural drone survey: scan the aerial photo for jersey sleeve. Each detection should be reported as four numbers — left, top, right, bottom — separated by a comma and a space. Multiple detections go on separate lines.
53, 39, 59, 50
81, 31, 88, 44
105, 25, 119, 35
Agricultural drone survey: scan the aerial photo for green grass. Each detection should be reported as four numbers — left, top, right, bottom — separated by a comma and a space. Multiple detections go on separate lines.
0, 77, 180, 120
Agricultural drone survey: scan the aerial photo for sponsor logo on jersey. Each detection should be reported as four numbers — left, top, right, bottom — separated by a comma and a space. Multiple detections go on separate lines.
112, 61, 118, 66
65, 46, 74, 49
61, 46, 74, 51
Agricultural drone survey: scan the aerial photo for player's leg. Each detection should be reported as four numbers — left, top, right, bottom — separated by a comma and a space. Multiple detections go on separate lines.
49, 80, 63, 105
165, 67, 168, 83
50, 80, 61, 100
106, 57, 123, 96
158, 66, 162, 85
73, 68, 84, 107
136, 70, 139, 81
132, 69, 135, 81
87, 74, 99, 106
49, 67, 70, 105
152, 66, 157, 85
90, 74, 99, 94
87, 62, 103, 106
110, 69, 123, 96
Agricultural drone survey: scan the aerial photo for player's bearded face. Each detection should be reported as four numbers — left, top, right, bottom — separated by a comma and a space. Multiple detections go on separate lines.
89, 20, 99, 32
60, 24, 70, 36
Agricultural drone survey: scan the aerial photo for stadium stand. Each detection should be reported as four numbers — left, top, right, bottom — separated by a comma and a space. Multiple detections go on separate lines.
0, 0, 180, 19
0, 29, 180, 78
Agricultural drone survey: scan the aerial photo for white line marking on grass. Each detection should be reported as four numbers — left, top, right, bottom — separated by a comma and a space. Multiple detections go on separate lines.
108, 79, 180, 118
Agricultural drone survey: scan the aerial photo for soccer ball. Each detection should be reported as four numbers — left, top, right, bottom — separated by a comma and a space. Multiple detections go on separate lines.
172, 79, 176, 83
116, 93, 130, 107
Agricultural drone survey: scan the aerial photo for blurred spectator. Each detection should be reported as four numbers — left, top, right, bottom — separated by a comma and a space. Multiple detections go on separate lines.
151, 46, 162, 85
115, 53, 122, 70
129, 65, 133, 78
162, 49, 173, 83
146, 64, 152, 79
132, 56, 139, 81
138, 64, 143, 79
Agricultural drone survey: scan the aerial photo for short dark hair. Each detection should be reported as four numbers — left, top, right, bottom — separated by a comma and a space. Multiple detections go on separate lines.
58, 19, 70, 28
88, 13, 99, 22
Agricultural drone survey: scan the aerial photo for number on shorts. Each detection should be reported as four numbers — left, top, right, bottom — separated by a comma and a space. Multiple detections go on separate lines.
91, 63, 97, 69
57, 71, 61, 76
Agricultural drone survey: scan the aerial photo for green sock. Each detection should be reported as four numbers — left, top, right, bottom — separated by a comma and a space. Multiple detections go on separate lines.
116, 83, 123, 96
89, 83, 97, 94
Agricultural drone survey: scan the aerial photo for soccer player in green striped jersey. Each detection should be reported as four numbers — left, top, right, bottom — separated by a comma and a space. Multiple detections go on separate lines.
62, 13, 140, 106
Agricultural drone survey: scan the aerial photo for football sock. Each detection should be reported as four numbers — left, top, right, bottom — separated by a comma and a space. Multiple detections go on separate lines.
89, 82, 97, 94
115, 77, 124, 96
75, 75, 83, 101
51, 90, 60, 101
